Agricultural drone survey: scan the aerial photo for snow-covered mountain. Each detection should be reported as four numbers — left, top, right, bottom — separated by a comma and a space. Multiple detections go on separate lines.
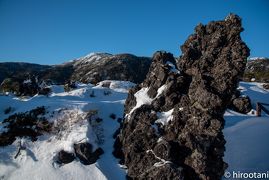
0, 81, 268, 179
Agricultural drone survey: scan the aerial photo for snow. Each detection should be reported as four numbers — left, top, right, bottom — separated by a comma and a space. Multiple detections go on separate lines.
125, 87, 153, 119
96, 80, 135, 93
146, 150, 172, 167
74, 52, 112, 66
23, 79, 32, 84
223, 82, 269, 175
1, 81, 269, 179
126, 84, 168, 120
224, 117, 269, 172
155, 109, 174, 126
166, 61, 180, 74
156, 85, 167, 97
248, 57, 267, 61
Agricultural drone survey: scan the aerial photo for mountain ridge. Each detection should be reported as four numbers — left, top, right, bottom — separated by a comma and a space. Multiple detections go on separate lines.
1, 54, 268, 85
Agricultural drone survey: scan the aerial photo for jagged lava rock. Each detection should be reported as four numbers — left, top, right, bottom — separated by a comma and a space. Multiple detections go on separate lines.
114, 14, 249, 180
74, 142, 104, 165
57, 150, 75, 164
228, 90, 252, 114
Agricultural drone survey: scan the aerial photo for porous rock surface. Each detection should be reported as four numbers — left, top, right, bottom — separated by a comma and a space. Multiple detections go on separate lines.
229, 95, 252, 114
114, 14, 249, 180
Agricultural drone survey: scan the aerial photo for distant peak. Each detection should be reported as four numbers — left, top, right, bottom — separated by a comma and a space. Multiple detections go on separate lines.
248, 57, 268, 61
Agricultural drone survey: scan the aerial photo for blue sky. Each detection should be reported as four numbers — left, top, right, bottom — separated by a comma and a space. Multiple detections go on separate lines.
0, 0, 268, 65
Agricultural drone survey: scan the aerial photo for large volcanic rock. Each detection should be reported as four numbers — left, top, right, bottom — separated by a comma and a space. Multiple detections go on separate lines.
114, 14, 249, 180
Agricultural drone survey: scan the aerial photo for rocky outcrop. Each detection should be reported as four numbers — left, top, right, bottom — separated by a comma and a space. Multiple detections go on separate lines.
114, 14, 249, 180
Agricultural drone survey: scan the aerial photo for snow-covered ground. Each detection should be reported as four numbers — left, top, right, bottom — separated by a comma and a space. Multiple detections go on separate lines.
0, 81, 268, 179
224, 82, 269, 178
0, 80, 133, 180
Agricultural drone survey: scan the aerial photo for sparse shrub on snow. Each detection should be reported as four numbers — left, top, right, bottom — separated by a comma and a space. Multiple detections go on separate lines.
117, 117, 122, 123
52, 109, 105, 145
64, 81, 77, 92
89, 90, 96, 97
0, 106, 51, 146
86, 110, 104, 145
4, 106, 14, 114
38, 87, 51, 96
109, 113, 116, 120
103, 90, 112, 96
52, 109, 85, 138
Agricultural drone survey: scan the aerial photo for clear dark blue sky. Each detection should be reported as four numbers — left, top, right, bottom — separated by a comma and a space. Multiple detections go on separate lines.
0, 0, 268, 65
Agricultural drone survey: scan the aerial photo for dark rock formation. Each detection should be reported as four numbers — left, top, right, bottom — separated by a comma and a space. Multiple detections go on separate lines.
0, 106, 52, 146
57, 150, 75, 164
0, 62, 51, 84
0, 75, 52, 96
263, 83, 269, 89
38, 87, 52, 96
0, 62, 73, 86
74, 142, 104, 165
229, 96, 252, 114
114, 14, 249, 180
0, 76, 40, 96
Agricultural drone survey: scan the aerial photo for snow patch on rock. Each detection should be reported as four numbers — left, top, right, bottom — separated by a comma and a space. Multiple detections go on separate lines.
155, 109, 174, 126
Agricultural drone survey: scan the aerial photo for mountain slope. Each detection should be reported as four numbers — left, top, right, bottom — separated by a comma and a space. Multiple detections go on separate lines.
243, 57, 269, 82
71, 53, 151, 84
0, 62, 51, 84
0, 53, 151, 87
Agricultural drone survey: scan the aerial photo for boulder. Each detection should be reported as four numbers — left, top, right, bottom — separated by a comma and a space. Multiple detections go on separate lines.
230, 96, 252, 114
57, 150, 75, 164
74, 142, 104, 165
263, 83, 269, 89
